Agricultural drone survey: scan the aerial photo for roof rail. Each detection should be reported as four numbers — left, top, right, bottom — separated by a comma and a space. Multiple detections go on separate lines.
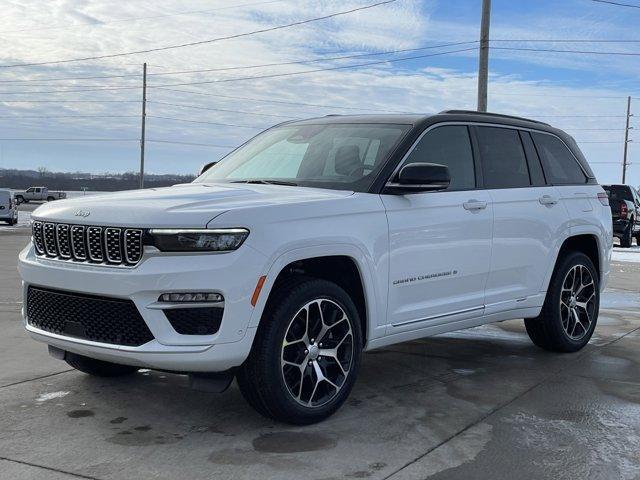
439, 110, 549, 126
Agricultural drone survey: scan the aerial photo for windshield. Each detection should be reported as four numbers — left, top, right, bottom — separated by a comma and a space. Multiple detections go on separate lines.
195, 123, 411, 192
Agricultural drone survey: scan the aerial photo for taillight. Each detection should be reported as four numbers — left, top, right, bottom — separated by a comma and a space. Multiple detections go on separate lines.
620, 202, 628, 220
597, 192, 609, 206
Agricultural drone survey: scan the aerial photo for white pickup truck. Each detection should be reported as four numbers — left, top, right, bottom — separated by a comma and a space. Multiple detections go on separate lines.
15, 186, 67, 204
19, 110, 612, 424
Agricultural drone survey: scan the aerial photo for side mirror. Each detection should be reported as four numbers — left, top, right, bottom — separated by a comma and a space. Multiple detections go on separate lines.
385, 163, 451, 194
198, 161, 218, 176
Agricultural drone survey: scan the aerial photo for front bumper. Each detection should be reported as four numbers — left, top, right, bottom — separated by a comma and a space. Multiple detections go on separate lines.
18, 243, 268, 372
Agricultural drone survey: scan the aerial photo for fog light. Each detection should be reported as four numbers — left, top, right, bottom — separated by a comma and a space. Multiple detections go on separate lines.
159, 292, 223, 303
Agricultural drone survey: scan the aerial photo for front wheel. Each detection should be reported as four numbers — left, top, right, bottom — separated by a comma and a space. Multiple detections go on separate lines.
525, 252, 599, 353
237, 278, 362, 425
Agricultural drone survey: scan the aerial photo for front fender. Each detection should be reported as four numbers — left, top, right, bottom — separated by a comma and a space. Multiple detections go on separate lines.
247, 243, 387, 346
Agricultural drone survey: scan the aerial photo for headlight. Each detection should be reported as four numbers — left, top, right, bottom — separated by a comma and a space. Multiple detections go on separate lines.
149, 228, 249, 252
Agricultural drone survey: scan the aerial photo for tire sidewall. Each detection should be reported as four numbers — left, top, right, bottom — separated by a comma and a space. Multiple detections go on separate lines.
261, 280, 363, 422
548, 252, 600, 350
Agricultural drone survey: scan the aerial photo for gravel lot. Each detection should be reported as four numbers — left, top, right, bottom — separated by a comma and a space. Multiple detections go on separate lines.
1, 228, 639, 480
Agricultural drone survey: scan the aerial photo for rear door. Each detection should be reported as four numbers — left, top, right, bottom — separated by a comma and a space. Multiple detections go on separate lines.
474, 126, 569, 313
382, 124, 492, 333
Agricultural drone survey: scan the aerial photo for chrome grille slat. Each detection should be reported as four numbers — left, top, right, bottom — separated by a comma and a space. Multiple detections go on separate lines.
32, 222, 143, 267
32, 221, 45, 254
71, 226, 87, 260
124, 229, 143, 264
43, 223, 58, 257
87, 227, 104, 262
56, 224, 71, 259
105, 228, 122, 263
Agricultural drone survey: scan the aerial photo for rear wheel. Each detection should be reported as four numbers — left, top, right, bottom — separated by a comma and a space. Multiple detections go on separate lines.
620, 221, 633, 248
65, 352, 139, 377
525, 252, 599, 353
237, 278, 362, 425
47, 196, 55, 202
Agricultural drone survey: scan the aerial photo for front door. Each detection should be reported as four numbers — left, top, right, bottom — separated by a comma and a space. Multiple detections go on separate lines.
381, 125, 492, 333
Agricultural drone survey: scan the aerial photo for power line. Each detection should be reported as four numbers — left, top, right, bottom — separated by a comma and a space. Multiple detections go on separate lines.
0, 47, 478, 94
0, 0, 287, 35
153, 87, 412, 113
0, 0, 398, 68
0, 138, 139, 142
0, 41, 478, 87
147, 100, 296, 118
491, 46, 640, 56
147, 115, 263, 129
491, 38, 640, 43
0, 99, 139, 103
591, 0, 640, 8
0, 114, 139, 119
147, 139, 234, 148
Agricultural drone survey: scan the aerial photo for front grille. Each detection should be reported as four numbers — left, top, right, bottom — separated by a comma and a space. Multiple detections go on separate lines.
164, 307, 223, 335
27, 286, 154, 347
32, 221, 143, 266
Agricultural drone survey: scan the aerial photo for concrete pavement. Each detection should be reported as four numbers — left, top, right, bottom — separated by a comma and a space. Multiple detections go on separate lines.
0, 231, 639, 480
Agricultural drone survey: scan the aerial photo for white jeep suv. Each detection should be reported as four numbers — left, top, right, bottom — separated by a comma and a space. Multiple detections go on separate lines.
19, 110, 613, 424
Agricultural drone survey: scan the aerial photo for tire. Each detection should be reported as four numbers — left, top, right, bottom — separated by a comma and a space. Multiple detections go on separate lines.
15, 196, 24, 205
620, 222, 633, 248
65, 352, 139, 377
237, 277, 363, 425
47, 196, 55, 202
525, 251, 599, 353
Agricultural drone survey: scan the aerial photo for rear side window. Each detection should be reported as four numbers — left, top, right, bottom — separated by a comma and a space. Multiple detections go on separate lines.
403, 125, 476, 191
476, 126, 530, 189
531, 133, 587, 185
603, 185, 633, 202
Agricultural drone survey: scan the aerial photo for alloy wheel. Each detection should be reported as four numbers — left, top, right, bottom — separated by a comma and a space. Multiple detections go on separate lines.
560, 264, 596, 341
280, 299, 354, 408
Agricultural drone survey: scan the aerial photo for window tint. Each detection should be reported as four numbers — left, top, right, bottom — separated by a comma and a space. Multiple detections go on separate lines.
403, 125, 475, 190
519, 131, 546, 186
532, 133, 587, 185
603, 185, 633, 202
476, 127, 530, 189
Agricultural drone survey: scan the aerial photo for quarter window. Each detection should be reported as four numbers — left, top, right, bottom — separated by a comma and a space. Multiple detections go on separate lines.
476, 127, 530, 189
402, 125, 476, 191
531, 133, 587, 185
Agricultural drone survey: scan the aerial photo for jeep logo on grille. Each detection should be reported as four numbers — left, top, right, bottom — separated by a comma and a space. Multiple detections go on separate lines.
74, 210, 90, 218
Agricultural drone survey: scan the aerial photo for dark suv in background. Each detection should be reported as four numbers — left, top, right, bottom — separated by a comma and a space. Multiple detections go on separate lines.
603, 184, 640, 247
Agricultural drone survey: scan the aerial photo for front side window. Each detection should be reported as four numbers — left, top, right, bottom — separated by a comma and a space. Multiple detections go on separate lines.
476, 126, 530, 189
195, 123, 410, 192
532, 133, 587, 185
401, 125, 476, 191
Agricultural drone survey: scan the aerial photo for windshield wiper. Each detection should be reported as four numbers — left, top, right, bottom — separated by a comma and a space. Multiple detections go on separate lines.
231, 179, 298, 186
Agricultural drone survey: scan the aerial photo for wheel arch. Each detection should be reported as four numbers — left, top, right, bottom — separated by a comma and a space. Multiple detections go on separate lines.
249, 245, 382, 348
543, 232, 603, 293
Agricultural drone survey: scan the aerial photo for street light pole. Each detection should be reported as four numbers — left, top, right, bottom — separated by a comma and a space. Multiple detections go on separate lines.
477, 0, 491, 112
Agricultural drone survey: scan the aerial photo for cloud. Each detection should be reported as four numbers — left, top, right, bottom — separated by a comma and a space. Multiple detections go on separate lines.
0, 0, 637, 185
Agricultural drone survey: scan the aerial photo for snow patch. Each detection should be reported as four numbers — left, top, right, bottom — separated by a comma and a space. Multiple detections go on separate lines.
611, 246, 640, 264
36, 391, 70, 402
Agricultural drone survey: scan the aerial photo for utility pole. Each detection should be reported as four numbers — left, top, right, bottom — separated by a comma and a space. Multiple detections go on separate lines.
477, 0, 491, 112
622, 96, 632, 184
139, 62, 147, 189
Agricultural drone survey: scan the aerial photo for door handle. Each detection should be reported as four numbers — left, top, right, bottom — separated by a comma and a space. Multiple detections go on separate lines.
539, 195, 558, 206
463, 200, 487, 211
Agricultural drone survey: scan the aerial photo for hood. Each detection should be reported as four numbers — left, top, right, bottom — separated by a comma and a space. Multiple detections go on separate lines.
31, 183, 354, 227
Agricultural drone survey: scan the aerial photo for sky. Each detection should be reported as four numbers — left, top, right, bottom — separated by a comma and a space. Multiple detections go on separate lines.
0, 0, 638, 187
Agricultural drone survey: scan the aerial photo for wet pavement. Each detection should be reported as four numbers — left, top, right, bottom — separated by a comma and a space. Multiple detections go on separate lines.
0, 231, 639, 479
